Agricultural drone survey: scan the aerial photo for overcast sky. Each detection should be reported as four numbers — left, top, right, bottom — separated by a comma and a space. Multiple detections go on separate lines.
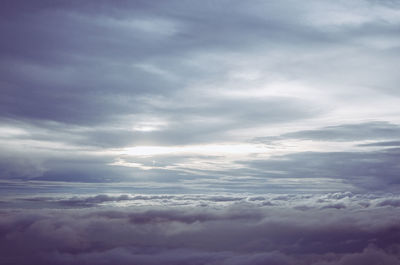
1, 0, 400, 194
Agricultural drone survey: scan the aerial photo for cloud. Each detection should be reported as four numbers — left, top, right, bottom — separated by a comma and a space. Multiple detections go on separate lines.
1, 1, 399, 262
255, 122, 400, 143
321, 203, 347, 210
358, 141, 400, 147
377, 198, 400, 207
2, 142, 400, 193
1, 0, 400, 193
237, 147, 400, 192
0, 191, 375, 210
0, 0, 324, 126
1, 0, 398, 128
1, 193, 400, 264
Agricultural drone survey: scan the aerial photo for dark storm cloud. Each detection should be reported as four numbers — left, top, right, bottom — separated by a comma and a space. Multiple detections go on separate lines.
1, 194, 400, 264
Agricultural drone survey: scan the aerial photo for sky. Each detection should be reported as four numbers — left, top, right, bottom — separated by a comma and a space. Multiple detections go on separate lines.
1, 0, 400, 194
1, 1, 400, 264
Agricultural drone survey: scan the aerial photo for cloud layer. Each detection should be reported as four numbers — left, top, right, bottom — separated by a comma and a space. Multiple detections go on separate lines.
1, 0, 400, 192
1, 2, 399, 264
1, 193, 400, 264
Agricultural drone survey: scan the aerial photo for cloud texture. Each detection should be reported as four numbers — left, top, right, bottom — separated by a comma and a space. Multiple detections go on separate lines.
1, 2, 400, 264
1, 0, 400, 192
1, 193, 400, 264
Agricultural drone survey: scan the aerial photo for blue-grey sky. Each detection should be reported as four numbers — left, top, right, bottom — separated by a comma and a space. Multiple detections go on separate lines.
2, 2, 400, 264
1, 0, 400, 194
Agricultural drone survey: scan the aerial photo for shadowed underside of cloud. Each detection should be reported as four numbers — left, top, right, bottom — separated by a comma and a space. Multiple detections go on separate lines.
255, 122, 400, 143
1, 193, 400, 265
233, 144, 400, 192
0, 0, 327, 127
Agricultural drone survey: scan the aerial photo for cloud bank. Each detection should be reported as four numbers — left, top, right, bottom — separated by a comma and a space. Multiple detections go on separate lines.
1, 193, 400, 264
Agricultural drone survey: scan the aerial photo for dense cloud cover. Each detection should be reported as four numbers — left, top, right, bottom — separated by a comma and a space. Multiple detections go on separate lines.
0, 0, 400, 192
1, 2, 400, 264
1, 193, 400, 264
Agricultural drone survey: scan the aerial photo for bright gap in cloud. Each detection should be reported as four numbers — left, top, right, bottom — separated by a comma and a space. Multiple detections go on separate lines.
118, 144, 269, 157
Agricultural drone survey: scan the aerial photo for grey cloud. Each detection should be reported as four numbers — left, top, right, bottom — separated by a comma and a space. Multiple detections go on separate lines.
6, 192, 373, 210
358, 141, 400, 147
2, 0, 397, 126
16, 194, 247, 209
0, 156, 44, 180
0, 59, 176, 125
321, 203, 347, 210
1, 194, 400, 264
2, 141, 399, 193
330, 246, 400, 265
58, 194, 131, 207
377, 199, 400, 207
66, 96, 316, 147
247, 196, 266, 201
0, 1, 283, 125
237, 148, 400, 192
47, 248, 293, 265
255, 122, 400, 143
1, 0, 400, 195
0, 85, 317, 151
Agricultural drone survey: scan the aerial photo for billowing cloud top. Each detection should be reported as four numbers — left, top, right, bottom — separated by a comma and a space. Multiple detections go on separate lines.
1, 192, 400, 264
1, 0, 400, 194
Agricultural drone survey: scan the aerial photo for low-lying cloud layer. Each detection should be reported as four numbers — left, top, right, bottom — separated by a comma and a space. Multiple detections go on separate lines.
1, 193, 399, 265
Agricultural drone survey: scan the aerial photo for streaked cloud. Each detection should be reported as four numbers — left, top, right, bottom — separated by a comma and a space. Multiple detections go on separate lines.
1, 0, 400, 193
